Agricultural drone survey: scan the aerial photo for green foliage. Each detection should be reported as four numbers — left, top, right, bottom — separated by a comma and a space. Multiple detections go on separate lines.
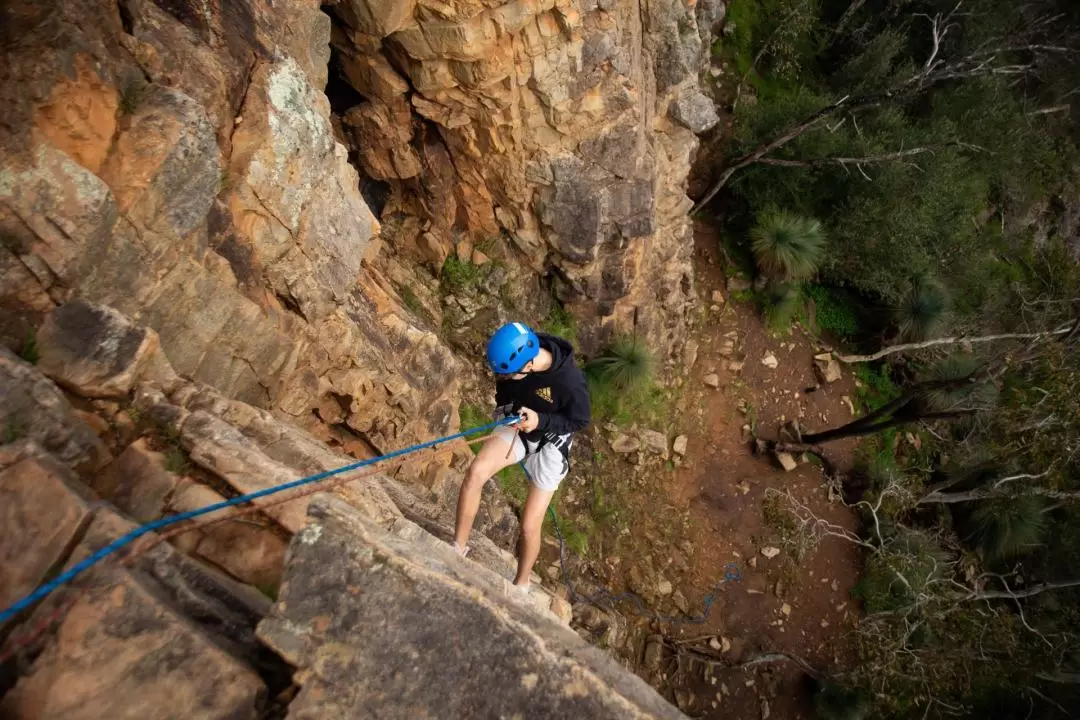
586, 337, 652, 392
440, 255, 482, 294
18, 330, 38, 364
496, 463, 528, 505
546, 510, 589, 556
853, 363, 902, 413
119, 79, 147, 115
968, 496, 1048, 562
759, 281, 801, 330
814, 682, 870, 720
2, 416, 28, 444
398, 285, 424, 316
254, 581, 280, 602
804, 284, 861, 337
894, 276, 949, 341
164, 445, 191, 475
750, 207, 826, 280
587, 374, 670, 428
457, 402, 491, 443
540, 302, 576, 343
920, 355, 998, 412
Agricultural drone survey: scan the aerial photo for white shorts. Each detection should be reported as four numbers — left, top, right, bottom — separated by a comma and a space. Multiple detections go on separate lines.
495, 426, 573, 492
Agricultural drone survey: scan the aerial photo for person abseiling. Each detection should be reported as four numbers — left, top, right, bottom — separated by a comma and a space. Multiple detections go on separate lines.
453, 322, 591, 590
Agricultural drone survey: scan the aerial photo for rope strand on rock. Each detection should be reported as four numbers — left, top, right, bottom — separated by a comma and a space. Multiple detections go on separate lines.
0, 418, 517, 626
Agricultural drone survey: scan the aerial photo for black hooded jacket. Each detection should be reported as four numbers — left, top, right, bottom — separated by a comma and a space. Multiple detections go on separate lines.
494, 333, 591, 443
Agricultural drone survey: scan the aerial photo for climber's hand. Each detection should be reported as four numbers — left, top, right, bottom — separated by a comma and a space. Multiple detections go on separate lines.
515, 407, 539, 433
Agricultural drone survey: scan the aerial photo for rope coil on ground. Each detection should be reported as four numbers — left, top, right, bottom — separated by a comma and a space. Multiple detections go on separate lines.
0, 417, 518, 627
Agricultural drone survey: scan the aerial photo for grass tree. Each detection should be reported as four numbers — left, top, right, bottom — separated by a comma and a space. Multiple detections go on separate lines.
967, 496, 1048, 563
750, 208, 826, 281
893, 275, 949, 341
586, 336, 652, 391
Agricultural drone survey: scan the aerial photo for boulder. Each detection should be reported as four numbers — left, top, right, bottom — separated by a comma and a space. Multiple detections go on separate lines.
258, 494, 685, 719
682, 339, 699, 371
669, 90, 720, 135
760, 546, 781, 559
703, 373, 720, 388
0, 347, 110, 476
0, 446, 93, 616
167, 480, 287, 589
93, 439, 178, 523
761, 352, 778, 369
673, 435, 688, 457
813, 353, 842, 384
774, 452, 798, 472
640, 429, 669, 458
0, 564, 266, 720
611, 434, 640, 454
35, 299, 179, 398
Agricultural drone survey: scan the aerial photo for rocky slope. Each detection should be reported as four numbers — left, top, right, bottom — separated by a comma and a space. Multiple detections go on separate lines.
0, 299, 680, 718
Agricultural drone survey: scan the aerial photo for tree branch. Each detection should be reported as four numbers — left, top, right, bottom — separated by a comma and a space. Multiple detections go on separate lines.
919, 486, 1080, 505
756, 141, 987, 170
968, 578, 1080, 601
832, 0, 867, 39
692, 96, 850, 213
834, 325, 1076, 363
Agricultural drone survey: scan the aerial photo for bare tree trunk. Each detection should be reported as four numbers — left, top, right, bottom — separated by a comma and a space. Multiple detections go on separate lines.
832, 0, 867, 38
757, 142, 986, 170
834, 325, 1076, 364
782, 410, 973, 449
969, 578, 1080, 601
920, 487, 1080, 505
692, 96, 850, 213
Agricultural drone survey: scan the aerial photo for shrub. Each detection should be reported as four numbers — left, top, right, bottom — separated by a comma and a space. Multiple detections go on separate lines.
586, 337, 652, 392
853, 363, 903, 413
814, 682, 870, 720
967, 496, 1047, 562
805, 284, 861, 338
18, 330, 38, 364
440, 255, 482, 294
540, 302, 577, 342
750, 207, 826, 280
759, 281, 801, 330
458, 403, 490, 442
894, 276, 949, 341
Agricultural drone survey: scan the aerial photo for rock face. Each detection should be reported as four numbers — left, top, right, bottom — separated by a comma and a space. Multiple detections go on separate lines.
0, 445, 94, 615
328, 0, 720, 359
0, 441, 276, 719
0, 0, 459, 460
0, 346, 110, 476
258, 494, 685, 719
35, 299, 179, 398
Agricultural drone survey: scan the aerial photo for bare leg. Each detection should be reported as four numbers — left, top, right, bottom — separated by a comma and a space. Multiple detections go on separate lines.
514, 484, 555, 587
454, 433, 519, 551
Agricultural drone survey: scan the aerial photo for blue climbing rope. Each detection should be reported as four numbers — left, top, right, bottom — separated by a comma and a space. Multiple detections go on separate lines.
547, 505, 741, 625
0, 417, 519, 626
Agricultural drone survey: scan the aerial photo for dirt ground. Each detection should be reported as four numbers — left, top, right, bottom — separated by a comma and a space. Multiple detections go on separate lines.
542, 221, 866, 719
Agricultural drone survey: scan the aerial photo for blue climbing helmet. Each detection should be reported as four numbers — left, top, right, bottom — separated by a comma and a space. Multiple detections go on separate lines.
486, 322, 540, 374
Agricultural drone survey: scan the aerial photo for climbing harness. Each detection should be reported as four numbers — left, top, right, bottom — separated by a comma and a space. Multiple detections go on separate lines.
0, 416, 520, 627
546, 505, 742, 625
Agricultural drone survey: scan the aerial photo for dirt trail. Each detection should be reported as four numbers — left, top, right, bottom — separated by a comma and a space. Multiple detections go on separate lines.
544, 221, 865, 719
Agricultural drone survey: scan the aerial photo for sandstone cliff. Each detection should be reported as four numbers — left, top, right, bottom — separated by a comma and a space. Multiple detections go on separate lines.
0, 0, 719, 472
